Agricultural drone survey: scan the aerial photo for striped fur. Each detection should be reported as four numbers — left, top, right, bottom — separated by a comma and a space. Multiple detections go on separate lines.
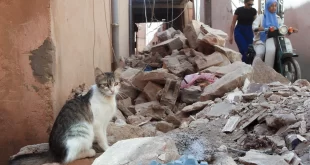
48, 67, 121, 164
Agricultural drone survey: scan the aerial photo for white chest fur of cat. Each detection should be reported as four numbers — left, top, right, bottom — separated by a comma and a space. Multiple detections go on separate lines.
44, 67, 122, 165
91, 84, 117, 149
65, 85, 117, 163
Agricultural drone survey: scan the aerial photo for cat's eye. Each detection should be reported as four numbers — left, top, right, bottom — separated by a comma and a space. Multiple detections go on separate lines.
114, 82, 119, 86
101, 83, 107, 87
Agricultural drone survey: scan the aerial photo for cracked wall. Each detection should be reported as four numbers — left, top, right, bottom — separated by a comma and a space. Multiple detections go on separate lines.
0, 0, 113, 164
0, 0, 53, 164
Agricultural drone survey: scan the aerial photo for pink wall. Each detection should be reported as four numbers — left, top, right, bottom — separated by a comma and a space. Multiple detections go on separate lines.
211, 0, 239, 51
0, 0, 53, 163
284, 2, 310, 80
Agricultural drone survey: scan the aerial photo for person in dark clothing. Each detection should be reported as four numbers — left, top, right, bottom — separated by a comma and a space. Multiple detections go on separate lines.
134, 23, 138, 51
229, 0, 257, 63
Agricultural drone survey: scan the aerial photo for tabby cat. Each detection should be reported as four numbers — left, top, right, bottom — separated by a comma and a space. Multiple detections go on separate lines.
9, 67, 122, 165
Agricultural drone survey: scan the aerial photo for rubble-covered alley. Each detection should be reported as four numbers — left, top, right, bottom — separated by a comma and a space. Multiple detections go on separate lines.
9, 20, 310, 165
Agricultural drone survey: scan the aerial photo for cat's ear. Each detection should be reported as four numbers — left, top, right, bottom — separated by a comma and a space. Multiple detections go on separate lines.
94, 67, 104, 77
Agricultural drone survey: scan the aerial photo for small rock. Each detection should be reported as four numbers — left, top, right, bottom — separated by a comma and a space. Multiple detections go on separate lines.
276, 91, 291, 97
266, 135, 286, 148
117, 98, 134, 117
254, 124, 270, 135
217, 145, 228, 153
135, 101, 166, 120
206, 102, 235, 117
214, 98, 222, 103
135, 93, 148, 105
213, 152, 238, 165
181, 86, 202, 104
117, 82, 139, 101
242, 93, 259, 100
303, 99, 310, 108
266, 113, 297, 129
165, 115, 181, 127
156, 121, 175, 133
268, 94, 282, 102
214, 45, 242, 63
107, 123, 156, 145
115, 119, 127, 126
189, 119, 210, 128
181, 101, 212, 113
115, 109, 126, 121
293, 79, 310, 88
127, 115, 152, 126
299, 120, 307, 135
264, 92, 273, 99
239, 150, 289, 165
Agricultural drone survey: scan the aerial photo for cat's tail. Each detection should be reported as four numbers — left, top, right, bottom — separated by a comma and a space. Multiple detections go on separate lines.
8, 151, 57, 165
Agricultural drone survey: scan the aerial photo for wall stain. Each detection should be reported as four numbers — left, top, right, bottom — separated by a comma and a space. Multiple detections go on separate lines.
29, 37, 55, 84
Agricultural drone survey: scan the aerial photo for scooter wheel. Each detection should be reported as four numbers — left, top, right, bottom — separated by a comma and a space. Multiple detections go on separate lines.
282, 57, 302, 82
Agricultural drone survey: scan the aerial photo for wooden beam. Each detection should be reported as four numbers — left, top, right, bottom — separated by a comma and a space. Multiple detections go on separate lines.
132, 4, 184, 9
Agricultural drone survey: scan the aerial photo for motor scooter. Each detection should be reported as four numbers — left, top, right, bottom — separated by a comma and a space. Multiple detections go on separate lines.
247, 25, 301, 82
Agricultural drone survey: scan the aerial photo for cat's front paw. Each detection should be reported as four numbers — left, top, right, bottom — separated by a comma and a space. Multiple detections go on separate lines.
103, 145, 110, 151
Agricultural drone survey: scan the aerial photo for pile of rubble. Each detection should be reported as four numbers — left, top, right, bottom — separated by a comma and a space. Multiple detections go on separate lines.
117, 20, 249, 134
10, 20, 310, 165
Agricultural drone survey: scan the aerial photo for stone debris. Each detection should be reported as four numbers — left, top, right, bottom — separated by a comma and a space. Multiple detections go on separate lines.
92, 137, 180, 165
239, 150, 289, 165
11, 20, 310, 165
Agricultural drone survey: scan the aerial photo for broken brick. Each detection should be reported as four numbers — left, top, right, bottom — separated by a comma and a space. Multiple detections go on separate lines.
183, 20, 203, 49
135, 101, 166, 120
160, 79, 181, 107
156, 27, 176, 42
116, 81, 138, 101
156, 121, 174, 133
181, 86, 202, 104
151, 37, 184, 56
142, 69, 180, 85
200, 24, 228, 40
266, 113, 297, 129
200, 65, 253, 101
200, 32, 226, 47
143, 82, 163, 101
134, 93, 148, 105
214, 45, 242, 63
120, 67, 141, 82
195, 52, 224, 71
165, 115, 181, 127
117, 98, 133, 117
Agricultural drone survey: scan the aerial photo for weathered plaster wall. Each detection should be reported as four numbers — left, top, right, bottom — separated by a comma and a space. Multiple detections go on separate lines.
284, 0, 310, 80
118, 0, 130, 57
0, 0, 113, 163
51, 0, 112, 114
211, 0, 238, 51
0, 0, 53, 164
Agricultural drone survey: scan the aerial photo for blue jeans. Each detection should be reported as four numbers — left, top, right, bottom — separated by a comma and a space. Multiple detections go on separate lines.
234, 24, 254, 63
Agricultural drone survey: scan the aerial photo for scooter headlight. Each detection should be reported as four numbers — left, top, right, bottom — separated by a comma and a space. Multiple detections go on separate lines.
279, 25, 289, 35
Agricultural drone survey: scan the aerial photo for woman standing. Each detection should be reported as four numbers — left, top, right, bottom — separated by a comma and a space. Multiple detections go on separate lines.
229, 0, 257, 63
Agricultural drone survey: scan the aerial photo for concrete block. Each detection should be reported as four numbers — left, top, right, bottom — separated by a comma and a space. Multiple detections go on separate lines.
160, 79, 181, 107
